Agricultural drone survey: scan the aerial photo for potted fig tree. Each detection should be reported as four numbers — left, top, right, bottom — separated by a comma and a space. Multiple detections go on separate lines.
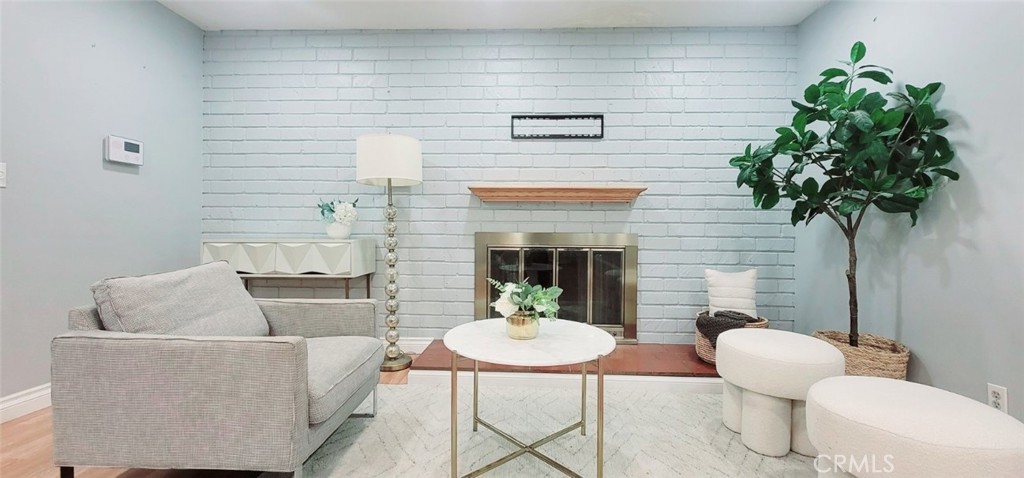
728, 42, 959, 379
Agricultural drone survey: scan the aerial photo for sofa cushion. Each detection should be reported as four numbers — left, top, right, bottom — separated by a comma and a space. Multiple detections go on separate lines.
306, 336, 384, 424
91, 261, 269, 336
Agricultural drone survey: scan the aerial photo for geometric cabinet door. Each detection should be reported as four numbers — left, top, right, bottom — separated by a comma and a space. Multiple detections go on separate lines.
275, 242, 353, 275
201, 242, 276, 274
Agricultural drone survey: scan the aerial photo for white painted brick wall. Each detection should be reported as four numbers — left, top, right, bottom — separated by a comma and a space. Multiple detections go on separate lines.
202, 27, 799, 343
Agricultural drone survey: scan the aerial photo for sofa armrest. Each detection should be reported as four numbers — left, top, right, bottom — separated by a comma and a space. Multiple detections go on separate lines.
257, 298, 377, 338
51, 330, 308, 472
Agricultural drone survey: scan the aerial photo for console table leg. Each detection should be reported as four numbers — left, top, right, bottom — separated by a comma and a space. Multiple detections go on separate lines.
344, 278, 351, 299
366, 273, 372, 298
581, 362, 587, 436
597, 355, 605, 478
451, 349, 458, 478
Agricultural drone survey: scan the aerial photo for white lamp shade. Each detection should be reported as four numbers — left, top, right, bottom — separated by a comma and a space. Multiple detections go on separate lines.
355, 134, 423, 187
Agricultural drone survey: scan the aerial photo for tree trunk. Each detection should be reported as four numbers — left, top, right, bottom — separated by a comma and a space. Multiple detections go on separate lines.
846, 233, 859, 347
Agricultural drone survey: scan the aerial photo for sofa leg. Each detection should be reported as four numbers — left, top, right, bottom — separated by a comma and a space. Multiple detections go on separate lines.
257, 469, 302, 478
351, 386, 377, 418
60, 467, 74, 478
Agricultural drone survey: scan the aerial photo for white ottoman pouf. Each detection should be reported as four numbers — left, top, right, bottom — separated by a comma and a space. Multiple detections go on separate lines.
807, 376, 1024, 478
716, 328, 845, 457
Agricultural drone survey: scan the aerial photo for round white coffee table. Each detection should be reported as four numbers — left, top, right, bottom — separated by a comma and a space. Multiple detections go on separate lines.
444, 318, 616, 478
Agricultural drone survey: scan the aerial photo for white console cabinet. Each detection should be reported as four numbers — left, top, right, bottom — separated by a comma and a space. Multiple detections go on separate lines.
201, 239, 377, 298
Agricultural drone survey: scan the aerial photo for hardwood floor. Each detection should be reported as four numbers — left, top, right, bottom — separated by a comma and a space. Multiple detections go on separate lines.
0, 365, 412, 478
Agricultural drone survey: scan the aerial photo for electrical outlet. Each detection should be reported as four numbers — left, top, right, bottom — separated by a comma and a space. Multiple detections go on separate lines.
0, 162, 6, 188
988, 383, 1008, 413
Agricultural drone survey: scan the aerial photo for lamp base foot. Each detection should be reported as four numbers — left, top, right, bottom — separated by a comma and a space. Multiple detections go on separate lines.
380, 353, 413, 372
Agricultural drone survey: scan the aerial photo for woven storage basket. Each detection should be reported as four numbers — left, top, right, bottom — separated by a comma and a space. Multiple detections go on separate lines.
813, 330, 910, 380
695, 312, 768, 364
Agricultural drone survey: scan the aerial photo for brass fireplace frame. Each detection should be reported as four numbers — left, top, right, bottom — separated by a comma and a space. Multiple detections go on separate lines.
474, 232, 638, 344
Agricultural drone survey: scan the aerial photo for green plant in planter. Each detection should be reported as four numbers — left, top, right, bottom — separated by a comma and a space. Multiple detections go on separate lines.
486, 278, 563, 320
729, 42, 958, 347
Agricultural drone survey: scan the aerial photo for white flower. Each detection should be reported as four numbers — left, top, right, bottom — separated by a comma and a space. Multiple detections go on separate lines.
330, 202, 358, 225
491, 289, 519, 318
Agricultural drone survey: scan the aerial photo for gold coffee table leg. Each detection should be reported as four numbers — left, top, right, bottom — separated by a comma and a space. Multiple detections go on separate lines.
597, 355, 605, 478
473, 360, 479, 432
581, 362, 587, 436
451, 350, 458, 478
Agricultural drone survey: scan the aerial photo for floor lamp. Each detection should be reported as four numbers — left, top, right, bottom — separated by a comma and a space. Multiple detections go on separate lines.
356, 134, 422, 372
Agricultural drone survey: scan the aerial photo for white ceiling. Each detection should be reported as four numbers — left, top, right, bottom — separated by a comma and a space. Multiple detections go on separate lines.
159, 0, 829, 31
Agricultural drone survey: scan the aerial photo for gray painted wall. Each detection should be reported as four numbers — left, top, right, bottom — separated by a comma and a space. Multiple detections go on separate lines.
0, 1, 203, 396
796, 1, 1024, 419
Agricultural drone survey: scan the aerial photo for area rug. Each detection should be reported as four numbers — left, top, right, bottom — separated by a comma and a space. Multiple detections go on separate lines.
305, 384, 814, 478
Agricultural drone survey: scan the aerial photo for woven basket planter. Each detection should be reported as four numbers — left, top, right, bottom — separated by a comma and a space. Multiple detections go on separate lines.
695, 313, 768, 364
813, 330, 910, 380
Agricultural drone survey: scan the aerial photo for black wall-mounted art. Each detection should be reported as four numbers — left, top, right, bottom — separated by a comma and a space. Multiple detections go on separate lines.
510, 114, 604, 140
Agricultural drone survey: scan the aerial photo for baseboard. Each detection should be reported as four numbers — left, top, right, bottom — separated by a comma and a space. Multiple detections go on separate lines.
396, 336, 434, 355
408, 370, 723, 394
1, 383, 51, 423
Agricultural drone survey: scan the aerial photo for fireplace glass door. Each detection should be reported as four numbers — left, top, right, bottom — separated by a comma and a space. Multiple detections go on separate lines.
486, 246, 625, 329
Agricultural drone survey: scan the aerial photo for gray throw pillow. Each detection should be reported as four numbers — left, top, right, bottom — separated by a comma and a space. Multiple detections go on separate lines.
91, 261, 269, 336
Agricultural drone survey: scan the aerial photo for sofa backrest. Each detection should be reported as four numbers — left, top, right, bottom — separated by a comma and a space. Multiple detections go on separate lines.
90, 261, 269, 336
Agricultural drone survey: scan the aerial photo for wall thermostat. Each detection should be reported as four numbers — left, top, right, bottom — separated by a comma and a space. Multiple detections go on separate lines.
105, 135, 144, 165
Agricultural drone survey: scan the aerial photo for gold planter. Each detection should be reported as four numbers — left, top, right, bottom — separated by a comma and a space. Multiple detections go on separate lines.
506, 312, 539, 340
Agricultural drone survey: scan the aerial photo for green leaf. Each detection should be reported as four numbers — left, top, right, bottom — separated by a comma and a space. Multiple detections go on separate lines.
932, 168, 960, 180
865, 140, 889, 171
834, 124, 854, 142
791, 201, 810, 226
850, 41, 867, 63
791, 100, 816, 112
916, 103, 935, 129
875, 194, 920, 213
837, 198, 865, 216
848, 110, 873, 132
761, 187, 781, 209
859, 92, 887, 113
847, 88, 867, 108
801, 177, 819, 198
820, 68, 849, 80
858, 70, 892, 85
830, 108, 849, 122
906, 84, 923, 102
729, 155, 750, 168
878, 175, 898, 191
804, 84, 821, 103
881, 109, 905, 130
860, 64, 893, 73
793, 112, 808, 135
925, 82, 943, 95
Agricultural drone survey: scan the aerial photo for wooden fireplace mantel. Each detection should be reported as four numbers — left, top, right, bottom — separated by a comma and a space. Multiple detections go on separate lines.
468, 184, 647, 203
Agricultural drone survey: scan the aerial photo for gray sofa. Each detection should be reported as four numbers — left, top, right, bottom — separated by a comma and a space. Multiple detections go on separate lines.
50, 262, 384, 478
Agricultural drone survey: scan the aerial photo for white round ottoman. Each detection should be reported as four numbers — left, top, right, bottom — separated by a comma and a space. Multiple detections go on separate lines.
716, 328, 845, 457
807, 376, 1024, 478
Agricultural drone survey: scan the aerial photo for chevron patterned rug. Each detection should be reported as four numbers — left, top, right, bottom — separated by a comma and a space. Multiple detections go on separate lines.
305, 384, 814, 478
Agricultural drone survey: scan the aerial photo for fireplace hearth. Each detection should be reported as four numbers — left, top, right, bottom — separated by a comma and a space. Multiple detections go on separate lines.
474, 232, 638, 343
